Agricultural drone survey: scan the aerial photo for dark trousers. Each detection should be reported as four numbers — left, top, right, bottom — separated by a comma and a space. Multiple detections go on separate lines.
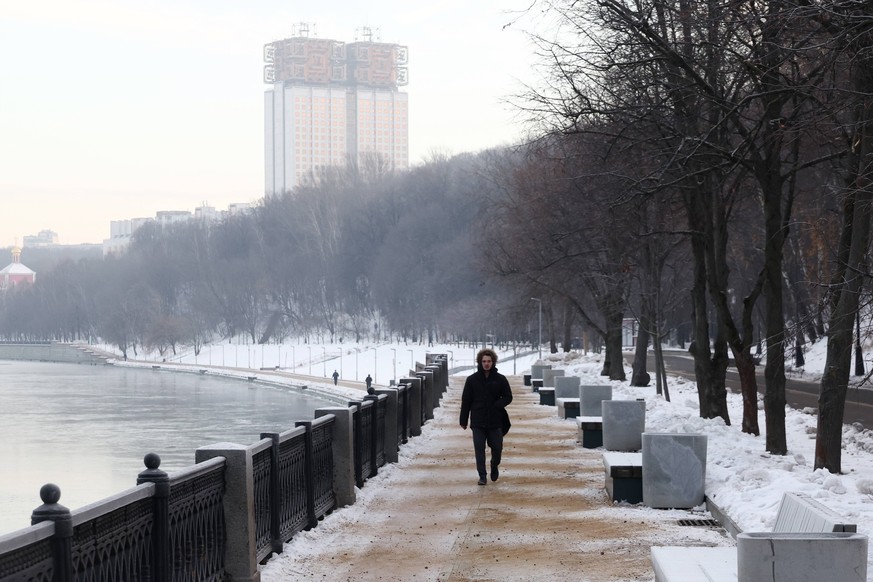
471, 427, 503, 477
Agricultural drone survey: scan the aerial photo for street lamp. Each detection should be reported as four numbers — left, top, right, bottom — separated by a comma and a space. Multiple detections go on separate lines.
531, 297, 542, 359
391, 348, 396, 382
446, 349, 453, 370
321, 347, 326, 377
407, 349, 414, 373
307, 346, 312, 375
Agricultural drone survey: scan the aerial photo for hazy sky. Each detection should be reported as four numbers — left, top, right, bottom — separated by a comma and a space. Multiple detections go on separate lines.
0, 1, 539, 245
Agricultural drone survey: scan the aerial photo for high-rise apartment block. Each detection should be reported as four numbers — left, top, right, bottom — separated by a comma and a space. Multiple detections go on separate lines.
264, 25, 409, 195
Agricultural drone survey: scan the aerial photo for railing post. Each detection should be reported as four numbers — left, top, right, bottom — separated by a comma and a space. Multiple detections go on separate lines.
364, 395, 380, 474
346, 401, 364, 486
30, 483, 73, 582
196, 443, 261, 582
400, 377, 422, 436
137, 452, 170, 582
314, 406, 356, 508
260, 432, 284, 555
294, 421, 319, 530
374, 389, 399, 462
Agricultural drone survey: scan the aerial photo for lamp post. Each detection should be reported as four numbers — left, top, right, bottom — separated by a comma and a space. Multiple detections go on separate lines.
307, 346, 312, 375
374, 348, 378, 383
321, 347, 326, 377
531, 297, 542, 359
407, 349, 414, 373
391, 348, 396, 382
446, 349, 453, 370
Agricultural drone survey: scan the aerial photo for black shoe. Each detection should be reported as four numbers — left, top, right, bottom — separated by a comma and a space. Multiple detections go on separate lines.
477, 476, 487, 486
491, 467, 499, 482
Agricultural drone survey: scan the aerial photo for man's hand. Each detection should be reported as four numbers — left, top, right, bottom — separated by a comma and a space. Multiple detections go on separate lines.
460, 424, 467, 430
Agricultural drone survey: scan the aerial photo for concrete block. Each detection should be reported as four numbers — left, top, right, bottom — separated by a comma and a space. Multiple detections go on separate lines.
531, 364, 551, 380
542, 368, 565, 388
602, 400, 645, 451
580, 385, 612, 416
737, 532, 867, 582
642, 432, 707, 509
554, 376, 581, 399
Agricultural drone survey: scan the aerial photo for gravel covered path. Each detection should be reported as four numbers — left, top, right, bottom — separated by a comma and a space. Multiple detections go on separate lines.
259, 376, 728, 582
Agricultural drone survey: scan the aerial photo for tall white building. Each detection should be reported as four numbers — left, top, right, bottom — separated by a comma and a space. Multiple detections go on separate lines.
264, 25, 409, 195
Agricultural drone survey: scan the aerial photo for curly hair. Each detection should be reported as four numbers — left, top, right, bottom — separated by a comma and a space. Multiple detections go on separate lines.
476, 348, 498, 365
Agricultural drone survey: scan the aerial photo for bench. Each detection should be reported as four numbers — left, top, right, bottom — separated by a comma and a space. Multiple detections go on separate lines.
576, 416, 602, 448
538, 387, 555, 406
603, 452, 642, 504
651, 492, 863, 582
556, 397, 580, 419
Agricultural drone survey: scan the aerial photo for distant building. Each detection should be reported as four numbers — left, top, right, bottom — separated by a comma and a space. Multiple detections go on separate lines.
22, 230, 59, 247
102, 203, 252, 256
264, 24, 409, 195
0, 246, 36, 290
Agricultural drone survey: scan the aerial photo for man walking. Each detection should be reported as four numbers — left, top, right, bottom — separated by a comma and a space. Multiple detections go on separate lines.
459, 348, 513, 485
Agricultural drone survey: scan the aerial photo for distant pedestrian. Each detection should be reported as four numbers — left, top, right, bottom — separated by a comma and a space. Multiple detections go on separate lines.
459, 348, 513, 486
332, 370, 339, 385
365, 374, 373, 394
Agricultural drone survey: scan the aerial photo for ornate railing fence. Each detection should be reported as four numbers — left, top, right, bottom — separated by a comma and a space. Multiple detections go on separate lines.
0, 354, 449, 582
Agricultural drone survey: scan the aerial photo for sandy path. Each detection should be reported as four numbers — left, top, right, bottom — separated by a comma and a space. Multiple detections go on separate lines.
260, 376, 729, 581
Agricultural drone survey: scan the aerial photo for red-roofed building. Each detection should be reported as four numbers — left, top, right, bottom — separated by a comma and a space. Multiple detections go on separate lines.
0, 247, 36, 290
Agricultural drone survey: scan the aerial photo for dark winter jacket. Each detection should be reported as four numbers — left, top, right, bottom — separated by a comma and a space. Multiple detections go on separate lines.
459, 365, 513, 430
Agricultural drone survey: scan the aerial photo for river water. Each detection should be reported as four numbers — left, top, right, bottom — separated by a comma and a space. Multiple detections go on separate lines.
0, 360, 335, 535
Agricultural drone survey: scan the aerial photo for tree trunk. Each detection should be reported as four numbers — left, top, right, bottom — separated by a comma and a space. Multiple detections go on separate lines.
631, 318, 651, 387
605, 306, 627, 381
816, 61, 873, 473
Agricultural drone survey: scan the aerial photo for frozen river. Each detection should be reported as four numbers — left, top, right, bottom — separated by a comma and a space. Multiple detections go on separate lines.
0, 360, 334, 535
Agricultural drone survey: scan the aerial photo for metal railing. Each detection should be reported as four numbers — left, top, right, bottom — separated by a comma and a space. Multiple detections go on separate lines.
0, 354, 449, 582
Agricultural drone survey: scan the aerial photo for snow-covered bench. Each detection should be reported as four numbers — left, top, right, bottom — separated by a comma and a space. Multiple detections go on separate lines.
576, 416, 602, 448
538, 387, 555, 406
556, 397, 580, 419
651, 492, 863, 582
602, 452, 642, 504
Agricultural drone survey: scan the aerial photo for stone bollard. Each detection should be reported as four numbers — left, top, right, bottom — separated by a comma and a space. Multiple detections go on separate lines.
602, 400, 646, 451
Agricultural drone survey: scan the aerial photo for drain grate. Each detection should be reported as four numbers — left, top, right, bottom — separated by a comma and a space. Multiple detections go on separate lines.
677, 518, 721, 527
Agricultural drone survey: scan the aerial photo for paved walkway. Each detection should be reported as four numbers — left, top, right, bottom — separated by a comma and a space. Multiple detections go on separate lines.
260, 376, 729, 582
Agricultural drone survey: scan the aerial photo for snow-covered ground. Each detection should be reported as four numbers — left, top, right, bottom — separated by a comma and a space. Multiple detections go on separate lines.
100, 338, 873, 578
